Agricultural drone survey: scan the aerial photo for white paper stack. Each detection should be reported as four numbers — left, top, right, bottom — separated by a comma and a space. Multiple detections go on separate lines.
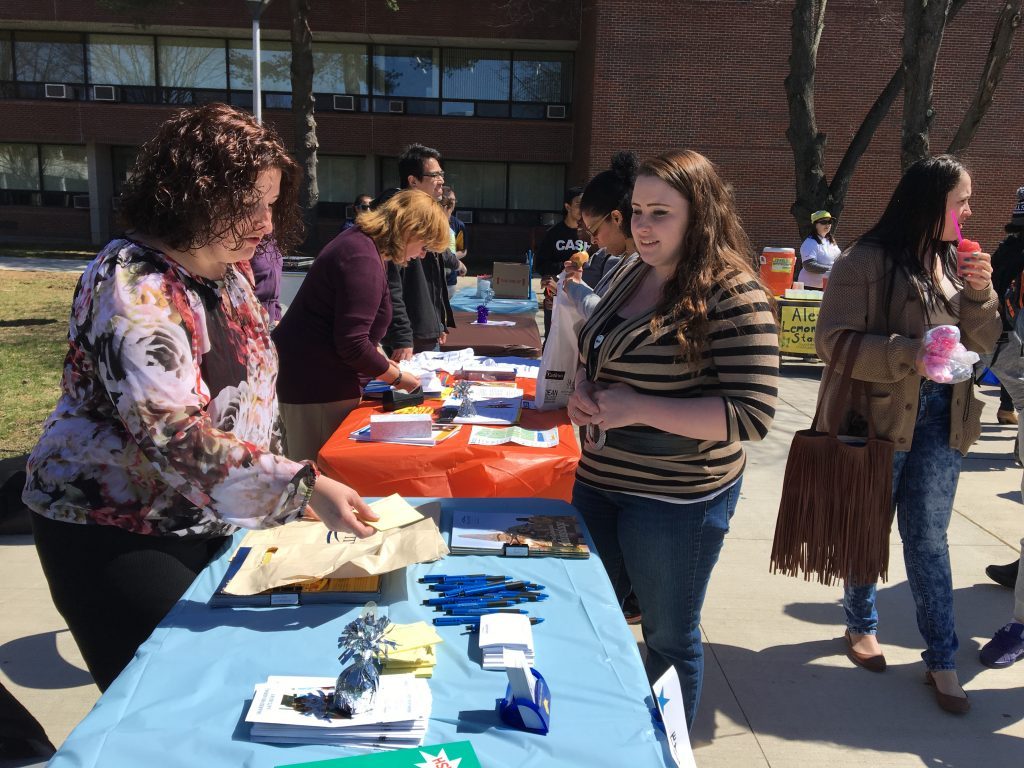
245, 673, 431, 748
369, 414, 433, 440
478, 613, 535, 670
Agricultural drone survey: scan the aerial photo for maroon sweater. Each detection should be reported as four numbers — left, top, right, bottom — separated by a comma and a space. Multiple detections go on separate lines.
273, 228, 392, 403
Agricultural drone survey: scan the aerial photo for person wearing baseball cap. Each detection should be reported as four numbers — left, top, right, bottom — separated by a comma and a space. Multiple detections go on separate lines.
797, 210, 841, 289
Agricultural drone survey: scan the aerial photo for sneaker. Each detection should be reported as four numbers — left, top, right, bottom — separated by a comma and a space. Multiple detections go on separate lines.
979, 622, 1024, 668
986, 559, 1020, 589
997, 409, 1019, 425
622, 591, 642, 625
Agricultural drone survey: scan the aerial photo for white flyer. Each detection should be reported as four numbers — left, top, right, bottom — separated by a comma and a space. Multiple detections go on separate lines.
468, 426, 559, 448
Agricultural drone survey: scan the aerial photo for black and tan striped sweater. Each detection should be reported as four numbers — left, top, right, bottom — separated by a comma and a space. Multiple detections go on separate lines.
576, 258, 779, 500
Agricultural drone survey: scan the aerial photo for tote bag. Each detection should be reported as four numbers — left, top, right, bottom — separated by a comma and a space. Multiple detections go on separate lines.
535, 275, 584, 410
770, 333, 896, 586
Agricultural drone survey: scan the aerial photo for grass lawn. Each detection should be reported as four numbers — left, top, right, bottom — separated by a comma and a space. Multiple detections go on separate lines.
0, 243, 95, 260
0, 270, 79, 459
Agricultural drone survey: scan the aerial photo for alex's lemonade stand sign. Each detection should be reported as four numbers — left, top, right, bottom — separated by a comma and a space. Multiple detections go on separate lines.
779, 302, 819, 356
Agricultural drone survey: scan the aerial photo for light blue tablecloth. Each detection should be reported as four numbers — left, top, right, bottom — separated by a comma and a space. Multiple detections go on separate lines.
449, 287, 538, 315
50, 498, 671, 768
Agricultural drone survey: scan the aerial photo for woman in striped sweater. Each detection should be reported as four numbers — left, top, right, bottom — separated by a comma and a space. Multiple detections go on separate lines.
568, 149, 779, 726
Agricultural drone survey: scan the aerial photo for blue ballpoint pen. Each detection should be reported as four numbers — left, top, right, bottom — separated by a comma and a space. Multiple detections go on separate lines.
449, 580, 533, 597
433, 616, 545, 627
420, 574, 505, 584
446, 607, 530, 616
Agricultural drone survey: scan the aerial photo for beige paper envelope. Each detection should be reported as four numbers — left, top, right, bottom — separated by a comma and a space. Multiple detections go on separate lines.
367, 494, 426, 531
222, 501, 447, 595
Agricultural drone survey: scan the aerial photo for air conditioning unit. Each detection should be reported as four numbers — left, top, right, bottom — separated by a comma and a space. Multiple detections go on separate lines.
333, 94, 355, 111
93, 85, 118, 102
546, 104, 567, 120
72, 195, 90, 209
388, 99, 405, 114
44, 83, 68, 99
456, 210, 473, 224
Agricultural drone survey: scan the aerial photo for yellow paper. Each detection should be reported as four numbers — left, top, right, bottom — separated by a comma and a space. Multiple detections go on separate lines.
367, 494, 427, 532
387, 647, 436, 664
383, 621, 444, 651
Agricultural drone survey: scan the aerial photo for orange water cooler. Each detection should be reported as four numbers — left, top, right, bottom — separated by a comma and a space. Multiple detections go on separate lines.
760, 247, 797, 297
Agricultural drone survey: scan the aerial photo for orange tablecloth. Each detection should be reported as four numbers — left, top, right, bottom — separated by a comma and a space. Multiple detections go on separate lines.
317, 377, 580, 501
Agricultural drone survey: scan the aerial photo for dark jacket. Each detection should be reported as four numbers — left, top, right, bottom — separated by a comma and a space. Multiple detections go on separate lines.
384, 253, 456, 348
250, 238, 283, 324
990, 233, 1024, 331
272, 228, 392, 403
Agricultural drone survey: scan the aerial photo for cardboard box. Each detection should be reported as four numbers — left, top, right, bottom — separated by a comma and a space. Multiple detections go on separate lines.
491, 262, 531, 299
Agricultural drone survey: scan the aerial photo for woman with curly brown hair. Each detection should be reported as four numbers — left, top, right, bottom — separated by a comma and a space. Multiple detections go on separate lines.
568, 149, 779, 727
273, 189, 451, 461
23, 103, 379, 692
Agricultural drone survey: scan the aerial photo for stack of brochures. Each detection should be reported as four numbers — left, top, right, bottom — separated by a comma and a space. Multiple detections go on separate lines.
449, 511, 590, 558
350, 423, 461, 447
246, 674, 431, 748
379, 622, 444, 678
479, 613, 535, 670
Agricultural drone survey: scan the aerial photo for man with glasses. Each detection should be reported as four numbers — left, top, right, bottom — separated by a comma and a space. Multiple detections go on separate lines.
441, 186, 468, 296
535, 185, 588, 338
375, 143, 458, 360
340, 193, 374, 233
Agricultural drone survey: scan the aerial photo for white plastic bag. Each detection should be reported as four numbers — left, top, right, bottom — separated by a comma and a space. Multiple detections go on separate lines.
535, 274, 582, 410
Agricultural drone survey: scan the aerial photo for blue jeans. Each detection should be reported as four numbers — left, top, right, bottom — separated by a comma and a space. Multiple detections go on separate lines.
844, 381, 961, 670
572, 477, 742, 727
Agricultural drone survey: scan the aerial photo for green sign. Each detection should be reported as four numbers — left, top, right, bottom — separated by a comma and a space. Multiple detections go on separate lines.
276, 741, 482, 768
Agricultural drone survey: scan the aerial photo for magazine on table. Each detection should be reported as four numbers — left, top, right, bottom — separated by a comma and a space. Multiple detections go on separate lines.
449, 510, 590, 558
210, 547, 383, 607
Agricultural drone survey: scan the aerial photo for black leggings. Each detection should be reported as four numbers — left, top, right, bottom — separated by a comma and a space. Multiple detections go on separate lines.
30, 514, 228, 691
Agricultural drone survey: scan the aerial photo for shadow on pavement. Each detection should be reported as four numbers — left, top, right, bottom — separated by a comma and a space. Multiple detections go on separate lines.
0, 631, 92, 690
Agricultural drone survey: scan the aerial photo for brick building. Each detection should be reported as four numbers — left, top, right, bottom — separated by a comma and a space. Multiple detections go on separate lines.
1, 0, 1021, 261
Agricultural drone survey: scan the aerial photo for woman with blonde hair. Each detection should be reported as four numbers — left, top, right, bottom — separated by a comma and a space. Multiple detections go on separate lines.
568, 149, 779, 726
273, 189, 450, 461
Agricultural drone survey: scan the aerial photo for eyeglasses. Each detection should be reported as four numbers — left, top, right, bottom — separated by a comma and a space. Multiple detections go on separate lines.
817, 219, 833, 226
421, 171, 445, 179
356, 203, 371, 211
580, 212, 610, 240
441, 199, 456, 209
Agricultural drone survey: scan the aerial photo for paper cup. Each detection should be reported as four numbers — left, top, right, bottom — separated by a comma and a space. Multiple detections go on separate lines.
477, 278, 491, 297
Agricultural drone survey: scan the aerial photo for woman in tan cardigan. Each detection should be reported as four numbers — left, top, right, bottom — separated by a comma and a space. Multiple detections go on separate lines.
814, 155, 1000, 714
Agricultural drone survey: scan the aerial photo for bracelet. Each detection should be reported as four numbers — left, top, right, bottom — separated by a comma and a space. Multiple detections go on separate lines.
389, 367, 403, 386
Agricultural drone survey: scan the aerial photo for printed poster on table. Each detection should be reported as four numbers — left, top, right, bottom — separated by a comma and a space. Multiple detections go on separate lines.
652, 666, 696, 768
275, 739, 482, 767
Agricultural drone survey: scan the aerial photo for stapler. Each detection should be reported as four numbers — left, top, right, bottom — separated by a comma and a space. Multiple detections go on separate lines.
382, 386, 425, 411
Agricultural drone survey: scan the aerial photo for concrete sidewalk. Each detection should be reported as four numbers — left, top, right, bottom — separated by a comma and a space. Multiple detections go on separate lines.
2, 303, 1021, 763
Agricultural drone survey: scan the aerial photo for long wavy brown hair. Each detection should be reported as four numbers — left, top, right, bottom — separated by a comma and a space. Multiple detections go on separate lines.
639, 149, 764, 362
355, 189, 451, 266
119, 103, 303, 253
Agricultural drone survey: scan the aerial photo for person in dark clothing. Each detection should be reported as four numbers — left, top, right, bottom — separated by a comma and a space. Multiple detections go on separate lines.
341, 193, 373, 233
377, 144, 456, 360
250, 236, 283, 327
983, 185, 1024, 587
273, 189, 450, 461
442, 185, 467, 295
535, 185, 587, 337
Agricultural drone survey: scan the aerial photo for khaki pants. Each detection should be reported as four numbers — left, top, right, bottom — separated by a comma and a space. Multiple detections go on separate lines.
279, 399, 360, 463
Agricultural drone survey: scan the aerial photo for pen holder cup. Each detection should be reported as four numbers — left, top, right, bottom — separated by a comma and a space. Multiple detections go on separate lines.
498, 668, 551, 734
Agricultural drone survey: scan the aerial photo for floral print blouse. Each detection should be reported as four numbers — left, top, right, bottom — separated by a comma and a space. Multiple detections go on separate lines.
23, 239, 316, 537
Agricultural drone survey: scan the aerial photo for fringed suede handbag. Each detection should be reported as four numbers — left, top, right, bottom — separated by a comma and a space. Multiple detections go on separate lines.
770, 332, 895, 586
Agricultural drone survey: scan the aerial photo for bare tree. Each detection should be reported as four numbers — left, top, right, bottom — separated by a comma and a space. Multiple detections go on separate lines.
785, 0, 1017, 239
289, 0, 318, 251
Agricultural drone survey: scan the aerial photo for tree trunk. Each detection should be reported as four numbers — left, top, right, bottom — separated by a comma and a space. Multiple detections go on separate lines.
785, 0, 831, 241
947, 0, 1022, 154
290, 0, 319, 254
901, 0, 953, 170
